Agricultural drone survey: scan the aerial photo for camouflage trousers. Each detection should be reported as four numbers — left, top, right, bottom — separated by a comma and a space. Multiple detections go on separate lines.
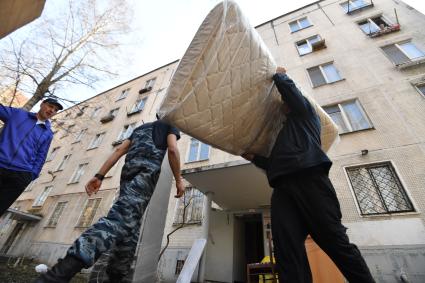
67, 169, 159, 279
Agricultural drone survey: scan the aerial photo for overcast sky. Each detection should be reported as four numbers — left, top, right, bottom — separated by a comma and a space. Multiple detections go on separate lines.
18, 0, 425, 107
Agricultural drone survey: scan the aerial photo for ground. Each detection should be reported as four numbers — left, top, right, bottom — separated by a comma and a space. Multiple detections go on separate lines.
0, 257, 88, 283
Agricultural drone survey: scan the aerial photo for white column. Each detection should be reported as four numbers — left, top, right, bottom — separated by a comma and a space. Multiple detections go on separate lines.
198, 191, 213, 283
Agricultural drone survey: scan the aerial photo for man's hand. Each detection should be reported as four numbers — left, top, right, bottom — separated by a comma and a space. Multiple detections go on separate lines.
85, 177, 102, 196
276, 66, 286, 74
241, 153, 254, 161
175, 178, 185, 198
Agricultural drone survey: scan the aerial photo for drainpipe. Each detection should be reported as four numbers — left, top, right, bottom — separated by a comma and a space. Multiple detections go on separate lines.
198, 191, 213, 283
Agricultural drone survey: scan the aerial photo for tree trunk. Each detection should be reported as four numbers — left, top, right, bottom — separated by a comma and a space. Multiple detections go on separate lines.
22, 86, 48, 111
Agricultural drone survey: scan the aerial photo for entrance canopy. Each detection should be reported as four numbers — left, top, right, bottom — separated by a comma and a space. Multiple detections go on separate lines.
6, 208, 42, 222
182, 160, 271, 210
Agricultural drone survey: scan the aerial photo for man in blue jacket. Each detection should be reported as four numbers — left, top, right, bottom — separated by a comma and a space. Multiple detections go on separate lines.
0, 98, 63, 216
242, 67, 375, 283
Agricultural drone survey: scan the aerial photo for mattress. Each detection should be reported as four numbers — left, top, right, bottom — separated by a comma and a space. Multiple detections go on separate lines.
158, 0, 338, 157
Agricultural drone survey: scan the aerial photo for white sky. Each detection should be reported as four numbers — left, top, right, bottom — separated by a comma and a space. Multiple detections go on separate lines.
21, 0, 425, 106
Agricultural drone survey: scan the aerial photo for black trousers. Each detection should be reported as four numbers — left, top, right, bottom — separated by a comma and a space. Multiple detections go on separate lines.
271, 168, 375, 283
0, 168, 32, 216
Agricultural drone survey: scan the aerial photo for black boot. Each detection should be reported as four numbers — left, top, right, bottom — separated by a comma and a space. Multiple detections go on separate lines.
33, 255, 85, 283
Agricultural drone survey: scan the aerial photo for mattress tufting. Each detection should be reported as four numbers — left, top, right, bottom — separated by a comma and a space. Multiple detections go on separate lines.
158, 0, 339, 157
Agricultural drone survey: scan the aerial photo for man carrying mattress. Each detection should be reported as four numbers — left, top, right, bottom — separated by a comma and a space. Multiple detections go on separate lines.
34, 119, 184, 283
242, 67, 375, 283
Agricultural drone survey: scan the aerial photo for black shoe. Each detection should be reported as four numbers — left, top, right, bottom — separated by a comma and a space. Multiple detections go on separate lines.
33, 255, 85, 283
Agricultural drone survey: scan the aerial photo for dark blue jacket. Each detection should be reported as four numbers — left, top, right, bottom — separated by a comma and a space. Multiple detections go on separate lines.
0, 104, 53, 180
252, 73, 332, 187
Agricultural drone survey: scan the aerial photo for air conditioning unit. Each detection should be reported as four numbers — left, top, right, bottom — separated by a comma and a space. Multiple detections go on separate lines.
139, 86, 152, 94
312, 39, 326, 51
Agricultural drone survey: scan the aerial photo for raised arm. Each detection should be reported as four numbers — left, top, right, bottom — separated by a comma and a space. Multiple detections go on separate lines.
167, 133, 185, 198
273, 67, 310, 115
85, 139, 131, 196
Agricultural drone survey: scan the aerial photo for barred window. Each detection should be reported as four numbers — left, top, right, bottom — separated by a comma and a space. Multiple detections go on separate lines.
346, 163, 414, 215
46, 202, 67, 227
173, 187, 204, 225
175, 259, 185, 275
76, 198, 102, 227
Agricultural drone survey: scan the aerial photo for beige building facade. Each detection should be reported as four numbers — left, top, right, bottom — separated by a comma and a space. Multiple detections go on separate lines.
1, 0, 425, 282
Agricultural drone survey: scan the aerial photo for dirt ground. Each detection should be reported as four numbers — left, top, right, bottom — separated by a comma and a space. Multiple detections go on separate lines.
0, 258, 88, 283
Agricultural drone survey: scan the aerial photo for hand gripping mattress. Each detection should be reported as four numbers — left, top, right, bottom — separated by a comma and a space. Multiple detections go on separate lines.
158, 0, 338, 157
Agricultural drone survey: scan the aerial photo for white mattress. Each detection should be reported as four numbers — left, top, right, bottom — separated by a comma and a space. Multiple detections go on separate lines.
158, 0, 338, 157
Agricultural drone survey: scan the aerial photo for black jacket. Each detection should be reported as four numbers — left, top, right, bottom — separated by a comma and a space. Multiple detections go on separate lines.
252, 73, 331, 187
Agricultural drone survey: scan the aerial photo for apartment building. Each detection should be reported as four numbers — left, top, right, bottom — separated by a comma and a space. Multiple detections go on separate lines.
1, 0, 425, 282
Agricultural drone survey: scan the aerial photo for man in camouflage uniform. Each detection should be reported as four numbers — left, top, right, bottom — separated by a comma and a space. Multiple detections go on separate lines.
35, 120, 184, 283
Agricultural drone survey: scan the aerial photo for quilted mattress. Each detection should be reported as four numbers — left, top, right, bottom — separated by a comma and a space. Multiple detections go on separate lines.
158, 0, 338, 157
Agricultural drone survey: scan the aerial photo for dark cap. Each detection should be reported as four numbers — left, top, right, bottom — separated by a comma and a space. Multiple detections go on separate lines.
42, 98, 63, 110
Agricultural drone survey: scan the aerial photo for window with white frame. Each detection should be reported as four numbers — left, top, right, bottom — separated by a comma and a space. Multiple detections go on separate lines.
358, 16, 394, 35
132, 97, 147, 113
56, 154, 71, 171
307, 62, 343, 87
117, 123, 136, 141
145, 78, 156, 89
289, 17, 311, 33
76, 198, 102, 227
173, 187, 204, 225
296, 35, 322, 55
46, 201, 67, 227
73, 128, 87, 143
324, 100, 372, 134
117, 88, 130, 101
33, 186, 53, 207
340, 0, 371, 13
90, 106, 102, 118
414, 84, 425, 98
69, 163, 88, 184
61, 125, 75, 138
346, 162, 414, 215
187, 138, 210, 162
87, 133, 105, 149
381, 41, 425, 66
110, 108, 119, 117
24, 181, 36, 192
46, 147, 60, 162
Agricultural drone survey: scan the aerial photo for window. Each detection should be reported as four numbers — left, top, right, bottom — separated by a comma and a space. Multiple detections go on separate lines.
33, 186, 53, 207
415, 84, 425, 98
307, 63, 343, 87
174, 187, 204, 224
46, 147, 60, 162
76, 198, 102, 227
346, 162, 414, 215
117, 123, 135, 141
324, 100, 372, 134
76, 106, 88, 116
117, 88, 130, 101
187, 138, 210, 162
175, 259, 185, 275
296, 35, 323, 55
382, 41, 425, 66
24, 181, 36, 192
46, 202, 67, 227
69, 163, 88, 184
56, 154, 71, 171
87, 133, 105, 149
145, 78, 156, 89
358, 16, 400, 37
289, 17, 311, 33
90, 106, 102, 118
340, 0, 371, 13
130, 97, 148, 113
100, 108, 119, 123
61, 125, 75, 138
110, 108, 119, 117
73, 129, 87, 143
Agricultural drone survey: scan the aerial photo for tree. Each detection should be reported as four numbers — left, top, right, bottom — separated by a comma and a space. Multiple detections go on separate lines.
0, 0, 132, 110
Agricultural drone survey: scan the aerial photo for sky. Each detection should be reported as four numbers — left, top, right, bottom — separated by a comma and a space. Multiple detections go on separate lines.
8, 0, 425, 107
